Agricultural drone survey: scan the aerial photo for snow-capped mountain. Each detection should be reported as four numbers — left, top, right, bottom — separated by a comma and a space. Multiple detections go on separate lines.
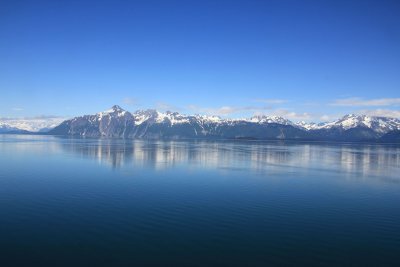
0, 122, 23, 133
98, 105, 128, 119
248, 115, 293, 125
317, 114, 400, 133
50, 105, 135, 137
4, 105, 400, 142
295, 121, 321, 130
295, 114, 400, 134
49, 105, 307, 139
132, 109, 192, 125
0, 117, 67, 132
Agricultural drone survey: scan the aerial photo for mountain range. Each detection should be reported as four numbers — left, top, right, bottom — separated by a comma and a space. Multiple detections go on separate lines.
1, 105, 400, 142
0, 117, 66, 133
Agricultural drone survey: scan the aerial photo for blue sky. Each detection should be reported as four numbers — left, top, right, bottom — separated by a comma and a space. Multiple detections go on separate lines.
0, 0, 399, 121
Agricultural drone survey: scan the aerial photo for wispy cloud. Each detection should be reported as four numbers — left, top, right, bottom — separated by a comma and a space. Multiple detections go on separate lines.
255, 109, 312, 121
123, 97, 139, 106
187, 105, 271, 116
12, 107, 24, 111
0, 115, 67, 121
331, 97, 400, 107
254, 98, 288, 104
186, 104, 318, 121
357, 109, 400, 118
156, 102, 181, 112
319, 114, 338, 122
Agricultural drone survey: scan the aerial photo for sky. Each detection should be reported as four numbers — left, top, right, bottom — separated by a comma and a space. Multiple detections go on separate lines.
0, 0, 399, 122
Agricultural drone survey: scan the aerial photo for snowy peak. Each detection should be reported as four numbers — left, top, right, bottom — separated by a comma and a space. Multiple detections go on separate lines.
0, 122, 21, 133
289, 114, 400, 133
132, 109, 158, 125
320, 114, 400, 133
194, 114, 222, 123
111, 105, 123, 111
292, 114, 400, 133
99, 105, 126, 115
46, 106, 400, 141
133, 109, 158, 117
155, 111, 190, 124
5, 105, 400, 137
248, 115, 293, 125
97, 105, 130, 120
0, 117, 67, 132
295, 121, 320, 130
132, 109, 190, 125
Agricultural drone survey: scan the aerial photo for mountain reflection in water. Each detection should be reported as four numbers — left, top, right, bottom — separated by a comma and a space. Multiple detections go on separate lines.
42, 137, 399, 180
1, 135, 400, 267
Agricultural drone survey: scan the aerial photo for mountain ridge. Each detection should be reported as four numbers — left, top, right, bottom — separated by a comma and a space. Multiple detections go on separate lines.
42, 105, 400, 142
2, 105, 400, 142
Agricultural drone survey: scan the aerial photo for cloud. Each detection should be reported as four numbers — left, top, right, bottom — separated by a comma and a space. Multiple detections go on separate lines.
187, 105, 271, 116
256, 109, 312, 121
320, 114, 336, 122
187, 104, 316, 121
331, 97, 400, 107
0, 115, 70, 123
254, 99, 288, 104
31, 115, 67, 119
0, 115, 67, 121
156, 102, 181, 112
122, 97, 138, 106
12, 107, 24, 111
357, 109, 400, 118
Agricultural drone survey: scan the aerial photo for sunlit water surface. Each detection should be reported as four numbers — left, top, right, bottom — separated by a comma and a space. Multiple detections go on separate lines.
1, 135, 400, 266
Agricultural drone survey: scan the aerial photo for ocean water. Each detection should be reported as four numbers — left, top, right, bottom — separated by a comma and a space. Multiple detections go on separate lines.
0, 135, 399, 267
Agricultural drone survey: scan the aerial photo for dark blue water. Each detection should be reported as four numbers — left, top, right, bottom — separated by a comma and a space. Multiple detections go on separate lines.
1, 135, 400, 267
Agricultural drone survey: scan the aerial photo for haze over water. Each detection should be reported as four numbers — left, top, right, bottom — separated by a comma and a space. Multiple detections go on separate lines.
1, 135, 400, 266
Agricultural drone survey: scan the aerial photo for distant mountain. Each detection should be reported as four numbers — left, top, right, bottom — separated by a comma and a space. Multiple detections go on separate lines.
0, 122, 28, 134
295, 121, 321, 130
49, 105, 135, 137
314, 114, 400, 133
2, 105, 396, 143
0, 117, 66, 133
299, 114, 400, 142
248, 115, 294, 126
49, 105, 308, 140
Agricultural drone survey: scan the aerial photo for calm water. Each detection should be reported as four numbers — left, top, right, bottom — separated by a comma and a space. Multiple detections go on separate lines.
1, 135, 400, 267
